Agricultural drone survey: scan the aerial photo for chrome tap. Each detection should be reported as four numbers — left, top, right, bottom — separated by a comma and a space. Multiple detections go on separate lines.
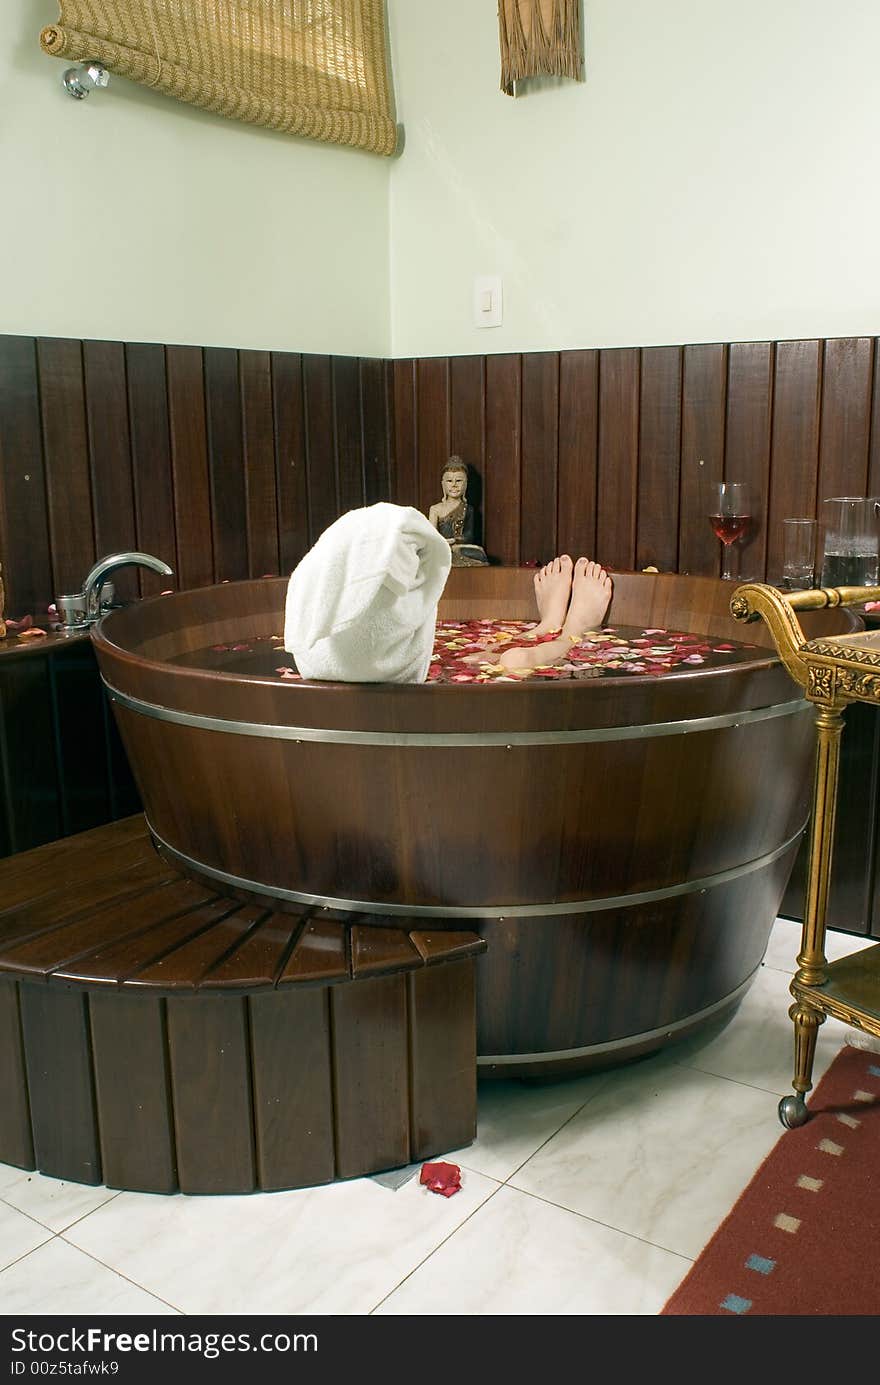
54, 551, 175, 631
82, 552, 174, 622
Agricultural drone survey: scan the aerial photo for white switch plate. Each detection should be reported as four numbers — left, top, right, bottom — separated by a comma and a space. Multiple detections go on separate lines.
473, 275, 503, 328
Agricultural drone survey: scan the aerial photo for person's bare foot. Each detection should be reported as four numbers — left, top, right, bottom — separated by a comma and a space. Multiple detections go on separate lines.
530, 554, 573, 635
561, 558, 612, 641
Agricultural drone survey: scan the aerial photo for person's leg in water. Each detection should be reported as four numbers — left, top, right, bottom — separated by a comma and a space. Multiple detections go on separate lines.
498, 558, 612, 670
461, 554, 574, 665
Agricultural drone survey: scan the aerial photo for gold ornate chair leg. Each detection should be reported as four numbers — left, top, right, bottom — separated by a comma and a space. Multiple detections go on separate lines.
778, 704, 843, 1129
779, 999, 825, 1128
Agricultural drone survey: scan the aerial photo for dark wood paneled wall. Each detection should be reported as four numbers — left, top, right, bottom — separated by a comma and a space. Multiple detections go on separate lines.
0, 336, 394, 619
392, 338, 880, 577
3, 333, 879, 615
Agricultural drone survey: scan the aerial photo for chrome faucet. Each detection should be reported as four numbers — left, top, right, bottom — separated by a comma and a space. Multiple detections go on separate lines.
82, 551, 174, 622
55, 551, 174, 631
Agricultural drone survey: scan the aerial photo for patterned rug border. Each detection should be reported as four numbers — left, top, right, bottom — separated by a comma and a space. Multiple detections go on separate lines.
662, 1043, 880, 1316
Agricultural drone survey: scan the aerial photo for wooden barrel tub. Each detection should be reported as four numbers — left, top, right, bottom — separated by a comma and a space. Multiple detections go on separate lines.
91, 568, 857, 1080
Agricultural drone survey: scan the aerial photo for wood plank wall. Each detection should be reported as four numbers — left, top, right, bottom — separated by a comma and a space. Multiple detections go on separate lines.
392, 338, 880, 579
3, 332, 879, 613
0, 336, 394, 619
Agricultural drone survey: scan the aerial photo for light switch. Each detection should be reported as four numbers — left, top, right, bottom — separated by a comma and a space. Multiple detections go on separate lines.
473, 275, 503, 328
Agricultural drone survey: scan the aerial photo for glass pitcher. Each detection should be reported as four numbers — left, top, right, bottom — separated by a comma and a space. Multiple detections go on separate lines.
820, 497, 880, 587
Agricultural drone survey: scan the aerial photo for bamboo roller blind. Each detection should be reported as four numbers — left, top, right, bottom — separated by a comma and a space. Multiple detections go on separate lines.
40, 1, 397, 156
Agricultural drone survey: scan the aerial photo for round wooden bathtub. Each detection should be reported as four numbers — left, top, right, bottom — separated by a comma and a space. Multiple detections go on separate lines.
91, 568, 856, 1079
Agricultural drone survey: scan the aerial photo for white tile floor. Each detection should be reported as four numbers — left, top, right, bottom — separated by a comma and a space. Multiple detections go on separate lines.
0, 916, 874, 1317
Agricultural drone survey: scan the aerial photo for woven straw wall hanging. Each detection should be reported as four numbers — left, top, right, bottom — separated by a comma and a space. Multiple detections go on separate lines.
498, 0, 583, 96
40, 1, 397, 156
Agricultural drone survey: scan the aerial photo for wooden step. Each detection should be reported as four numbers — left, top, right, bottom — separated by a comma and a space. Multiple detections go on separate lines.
0, 815, 485, 1194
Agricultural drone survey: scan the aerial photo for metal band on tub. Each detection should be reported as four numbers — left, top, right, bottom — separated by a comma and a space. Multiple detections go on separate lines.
148, 822, 804, 920
103, 682, 808, 746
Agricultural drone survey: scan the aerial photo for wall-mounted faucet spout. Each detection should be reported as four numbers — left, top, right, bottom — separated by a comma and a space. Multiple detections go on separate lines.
80, 551, 174, 623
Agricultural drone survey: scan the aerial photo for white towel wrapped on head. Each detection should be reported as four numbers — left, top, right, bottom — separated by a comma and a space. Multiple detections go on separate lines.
283, 503, 452, 683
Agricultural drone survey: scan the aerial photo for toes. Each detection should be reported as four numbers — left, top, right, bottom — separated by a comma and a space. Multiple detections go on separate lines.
571, 558, 612, 588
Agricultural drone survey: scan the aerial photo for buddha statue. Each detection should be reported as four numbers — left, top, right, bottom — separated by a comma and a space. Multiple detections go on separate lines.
427, 457, 489, 567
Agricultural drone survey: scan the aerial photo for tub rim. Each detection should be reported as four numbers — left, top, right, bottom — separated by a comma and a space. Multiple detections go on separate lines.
91, 572, 788, 722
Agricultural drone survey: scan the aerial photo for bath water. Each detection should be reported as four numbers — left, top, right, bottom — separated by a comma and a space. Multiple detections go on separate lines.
166, 625, 762, 684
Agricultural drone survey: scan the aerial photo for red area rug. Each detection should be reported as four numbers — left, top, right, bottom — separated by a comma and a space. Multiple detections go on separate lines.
662, 1044, 880, 1315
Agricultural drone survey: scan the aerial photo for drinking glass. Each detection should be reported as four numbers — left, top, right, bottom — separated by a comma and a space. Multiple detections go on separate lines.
709, 482, 751, 580
781, 518, 817, 591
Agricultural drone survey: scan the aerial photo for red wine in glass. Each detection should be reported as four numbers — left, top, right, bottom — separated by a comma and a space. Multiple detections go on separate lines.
709, 513, 751, 546
709, 483, 750, 579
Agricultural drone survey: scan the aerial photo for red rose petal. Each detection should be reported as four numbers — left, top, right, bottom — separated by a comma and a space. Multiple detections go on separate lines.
419, 1161, 462, 1196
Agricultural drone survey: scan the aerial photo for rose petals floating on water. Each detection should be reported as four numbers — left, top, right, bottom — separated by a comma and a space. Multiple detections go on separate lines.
268, 619, 757, 685
419, 1161, 462, 1197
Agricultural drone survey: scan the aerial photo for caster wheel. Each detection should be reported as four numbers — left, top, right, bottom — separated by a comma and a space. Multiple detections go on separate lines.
778, 1094, 809, 1129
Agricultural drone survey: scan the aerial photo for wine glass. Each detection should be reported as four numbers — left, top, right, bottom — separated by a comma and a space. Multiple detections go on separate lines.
709, 482, 751, 580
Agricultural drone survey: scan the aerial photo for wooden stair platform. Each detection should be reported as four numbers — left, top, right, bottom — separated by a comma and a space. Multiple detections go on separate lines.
0, 817, 485, 1195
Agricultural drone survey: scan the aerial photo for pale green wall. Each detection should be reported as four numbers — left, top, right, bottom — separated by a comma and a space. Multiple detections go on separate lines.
4, 1, 391, 355
387, 0, 880, 357
9, 3, 880, 361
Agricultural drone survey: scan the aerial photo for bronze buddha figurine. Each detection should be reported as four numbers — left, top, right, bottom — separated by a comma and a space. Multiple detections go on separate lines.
427, 457, 489, 567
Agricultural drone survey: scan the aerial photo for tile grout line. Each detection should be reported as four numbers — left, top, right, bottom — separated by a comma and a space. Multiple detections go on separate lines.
0, 1231, 54, 1277
498, 1182, 697, 1265
367, 1181, 506, 1314
0, 1188, 123, 1236
0, 1228, 183, 1317
0, 1197, 184, 1315
55, 1234, 185, 1315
